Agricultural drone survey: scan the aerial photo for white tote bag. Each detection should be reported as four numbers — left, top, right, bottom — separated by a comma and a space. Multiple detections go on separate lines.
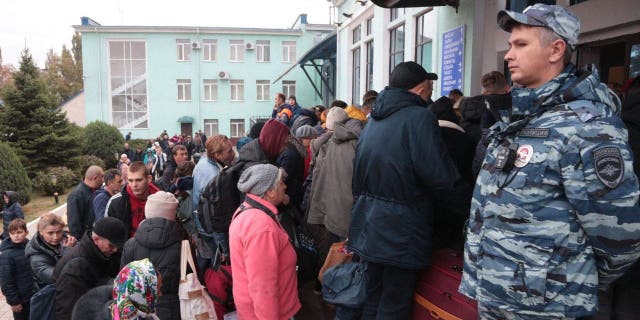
179, 240, 218, 320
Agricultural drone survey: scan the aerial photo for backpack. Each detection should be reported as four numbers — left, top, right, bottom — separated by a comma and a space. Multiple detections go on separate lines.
196, 162, 246, 236
177, 190, 196, 235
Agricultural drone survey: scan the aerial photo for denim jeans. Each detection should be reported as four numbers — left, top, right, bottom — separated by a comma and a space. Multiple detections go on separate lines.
361, 260, 419, 320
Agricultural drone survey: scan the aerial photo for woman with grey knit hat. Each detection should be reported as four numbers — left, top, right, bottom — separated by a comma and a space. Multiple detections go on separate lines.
229, 164, 300, 319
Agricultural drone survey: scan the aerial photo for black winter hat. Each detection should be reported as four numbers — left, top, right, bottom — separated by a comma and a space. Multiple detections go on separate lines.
92, 217, 127, 248
389, 61, 438, 90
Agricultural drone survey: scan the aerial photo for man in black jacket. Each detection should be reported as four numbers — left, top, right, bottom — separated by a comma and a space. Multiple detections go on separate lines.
348, 62, 471, 319
53, 217, 127, 320
67, 166, 104, 239
161, 144, 189, 191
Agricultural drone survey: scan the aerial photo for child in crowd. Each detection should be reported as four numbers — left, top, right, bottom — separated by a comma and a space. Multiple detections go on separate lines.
0, 219, 34, 320
2, 191, 25, 240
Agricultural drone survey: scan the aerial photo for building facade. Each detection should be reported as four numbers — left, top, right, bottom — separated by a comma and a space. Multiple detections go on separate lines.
333, 0, 639, 103
74, 15, 333, 138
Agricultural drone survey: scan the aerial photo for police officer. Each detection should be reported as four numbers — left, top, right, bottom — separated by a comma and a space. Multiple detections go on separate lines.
459, 4, 640, 319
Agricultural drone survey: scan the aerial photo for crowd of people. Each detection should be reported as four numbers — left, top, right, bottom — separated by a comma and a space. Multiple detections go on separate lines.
1, 3, 640, 320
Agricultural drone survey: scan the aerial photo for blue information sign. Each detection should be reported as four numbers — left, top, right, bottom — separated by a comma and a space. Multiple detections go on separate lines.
440, 25, 465, 96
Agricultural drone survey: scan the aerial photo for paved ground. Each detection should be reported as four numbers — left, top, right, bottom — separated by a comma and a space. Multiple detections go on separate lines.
0, 292, 13, 320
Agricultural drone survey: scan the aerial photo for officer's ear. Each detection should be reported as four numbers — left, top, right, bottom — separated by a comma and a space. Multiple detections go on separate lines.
548, 38, 567, 65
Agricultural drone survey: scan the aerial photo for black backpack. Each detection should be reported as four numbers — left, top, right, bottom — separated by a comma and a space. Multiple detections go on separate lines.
196, 162, 246, 235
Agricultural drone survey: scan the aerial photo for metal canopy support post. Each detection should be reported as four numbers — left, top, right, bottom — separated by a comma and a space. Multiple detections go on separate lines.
301, 65, 323, 99
310, 60, 335, 97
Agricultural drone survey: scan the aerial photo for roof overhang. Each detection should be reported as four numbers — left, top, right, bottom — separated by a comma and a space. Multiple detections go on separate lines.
371, 0, 458, 8
272, 32, 336, 84
177, 116, 195, 123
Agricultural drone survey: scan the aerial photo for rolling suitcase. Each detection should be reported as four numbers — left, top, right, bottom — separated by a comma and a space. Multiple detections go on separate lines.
411, 249, 478, 320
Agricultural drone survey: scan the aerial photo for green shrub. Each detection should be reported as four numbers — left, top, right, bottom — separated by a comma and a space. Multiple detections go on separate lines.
33, 167, 78, 195
0, 142, 32, 203
128, 138, 151, 151
69, 155, 106, 178
82, 121, 125, 169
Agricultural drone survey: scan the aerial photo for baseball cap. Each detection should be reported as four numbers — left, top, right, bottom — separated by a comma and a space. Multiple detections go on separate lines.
389, 61, 438, 90
498, 4, 580, 50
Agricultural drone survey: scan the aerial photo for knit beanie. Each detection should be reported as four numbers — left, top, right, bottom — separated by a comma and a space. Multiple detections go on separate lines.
294, 125, 317, 139
389, 61, 438, 90
259, 119, 291, 159
145, 191, 179, 221
93, 217, 127, 248
237, 164, 281, 197
326, 107, 349, 131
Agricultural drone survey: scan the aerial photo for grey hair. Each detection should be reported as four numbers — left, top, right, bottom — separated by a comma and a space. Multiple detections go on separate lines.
538, 27, 573, 65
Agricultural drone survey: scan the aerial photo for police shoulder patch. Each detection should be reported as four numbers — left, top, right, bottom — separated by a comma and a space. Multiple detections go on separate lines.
593, 146, 624, 189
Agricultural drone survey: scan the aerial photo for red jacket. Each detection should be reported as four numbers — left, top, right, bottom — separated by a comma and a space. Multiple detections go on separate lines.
229, 194, 300, 319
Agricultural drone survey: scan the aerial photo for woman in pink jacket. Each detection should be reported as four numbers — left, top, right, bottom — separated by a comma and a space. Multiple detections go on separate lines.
229, 164, 300, 319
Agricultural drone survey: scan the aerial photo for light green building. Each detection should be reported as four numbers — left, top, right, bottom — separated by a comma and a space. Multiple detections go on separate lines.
74, 15, 333, 138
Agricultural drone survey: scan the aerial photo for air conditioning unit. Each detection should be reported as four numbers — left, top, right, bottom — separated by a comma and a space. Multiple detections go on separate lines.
192, 41, 201, 50
245, 42, 255, 50
218, 71, 230, 80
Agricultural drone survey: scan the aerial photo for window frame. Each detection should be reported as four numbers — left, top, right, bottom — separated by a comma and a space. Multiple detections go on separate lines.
282, 41, 297, 63
202, 39, 217, 62
204, 119, 219, 137
282, 80, 296, 98
389, 24, 405, 75
230, 40, 245, 62
177, 79, 192, 101
230, 79, 245, 101
230, 119, 245, 138
176, 39, 191, 61
203, 79, 218, 101
256, 80, 270, 101
256, 40, 271, 63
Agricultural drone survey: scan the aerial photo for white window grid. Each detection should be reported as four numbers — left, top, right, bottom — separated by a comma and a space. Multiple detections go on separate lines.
282, 41, 296, 63
204, 119, 219, 136
230, 79, 245, 101
176, 39, 191, 61
203, 79, 218, 101
202, 39, 217, 62
256, 80, 270, 101
283, 80, 296, 98
230, 40, 245, 62
256, 40, 270, 62
177, 79, 191, 101
230, 119, 245, 138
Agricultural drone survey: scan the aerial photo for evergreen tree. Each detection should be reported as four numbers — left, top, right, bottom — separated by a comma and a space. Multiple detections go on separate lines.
0, 141, 32, 204
0, 49, 82, 175
83, 121, 125, 169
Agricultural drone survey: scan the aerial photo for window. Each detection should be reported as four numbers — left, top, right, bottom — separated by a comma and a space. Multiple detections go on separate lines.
353, 25, 361, 44
390, 8, 405, 21
230, 40, 245, 62
631, 44, 640, 78
415, 13, 433, 72
366, 18, 372, 36
256, 40, 270, 62
570, 0, 588, 4
109, 40, 148, 129
507, 0, 555, 12
366, 41, 374, 91
202, 39, 217, 62
203, 79, 218, 101
176, 39, 191, 61
204, 119, 219, 137
389, 24, 405, 74
282, 80, 296, 98
230, 119, 245, 138
177, 79, 192, 101
282, 41, 296, 63
352, 47, 361, 105
230, 80, 244, 101
256, 80, 270, 101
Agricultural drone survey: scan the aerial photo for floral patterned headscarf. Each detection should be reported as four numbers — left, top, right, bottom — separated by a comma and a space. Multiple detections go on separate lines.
112, 258, 160, 320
